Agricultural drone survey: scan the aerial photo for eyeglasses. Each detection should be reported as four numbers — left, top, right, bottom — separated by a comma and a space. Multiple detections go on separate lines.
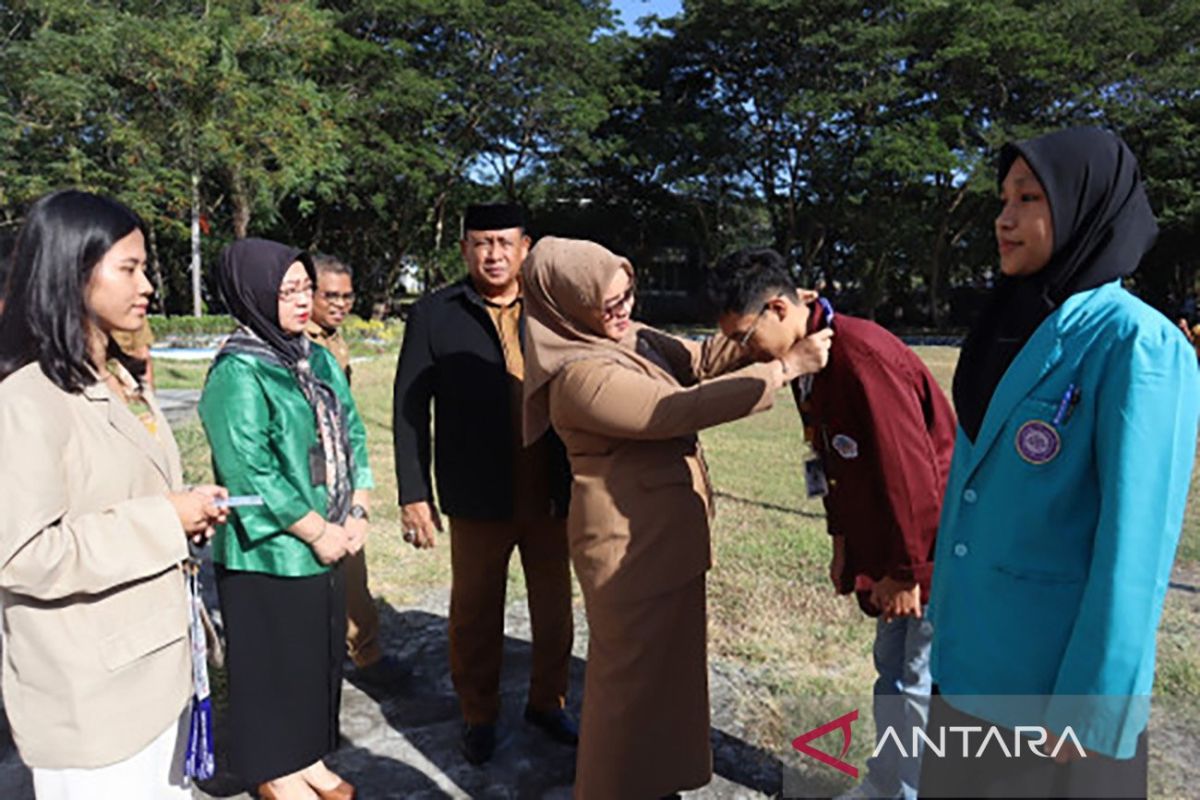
278, 282, 314, 301
734, 297, 781, 347
319, 291, 355, 304
601, 282, 636, 321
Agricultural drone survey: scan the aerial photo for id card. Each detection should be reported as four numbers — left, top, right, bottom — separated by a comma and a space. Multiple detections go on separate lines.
308, 444, 327, 487
213, 495, 263, 509
804, 456, 829, 498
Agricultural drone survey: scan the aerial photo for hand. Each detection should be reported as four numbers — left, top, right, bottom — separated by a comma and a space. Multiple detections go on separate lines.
829, 535, 849, 594
781, 328, 834, 379
168, 486, 229, 544
1178, 318, 1195, 344
1043, 729, 1090, 763
310, 522, 351, 565
869, 576, 922, 622
401, 501, 442, 550
344, 516, 368, 556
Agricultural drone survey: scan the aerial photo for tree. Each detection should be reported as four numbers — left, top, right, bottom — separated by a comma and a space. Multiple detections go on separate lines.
0, 0, 346, 313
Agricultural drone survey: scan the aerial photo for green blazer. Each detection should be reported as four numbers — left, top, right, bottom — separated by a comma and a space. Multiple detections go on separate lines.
198, 346, 374, 577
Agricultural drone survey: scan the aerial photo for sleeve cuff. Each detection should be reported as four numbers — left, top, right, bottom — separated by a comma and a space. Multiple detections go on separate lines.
888, 561, 933, 585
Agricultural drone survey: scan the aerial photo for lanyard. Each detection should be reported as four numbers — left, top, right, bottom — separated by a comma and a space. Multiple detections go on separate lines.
184, 559, 215, 780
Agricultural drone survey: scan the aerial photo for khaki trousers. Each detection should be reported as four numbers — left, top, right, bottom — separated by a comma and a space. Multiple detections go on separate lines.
343, 546, 383, 667
449, 515, 573, 724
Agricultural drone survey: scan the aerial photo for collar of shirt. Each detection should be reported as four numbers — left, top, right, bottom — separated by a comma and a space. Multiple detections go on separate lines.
305, 319, 339, 341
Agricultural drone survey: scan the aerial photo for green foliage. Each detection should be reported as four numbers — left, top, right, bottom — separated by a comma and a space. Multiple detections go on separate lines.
2, 1, 1197, 321
340, 315, 404, 352
148, 314, 236, 340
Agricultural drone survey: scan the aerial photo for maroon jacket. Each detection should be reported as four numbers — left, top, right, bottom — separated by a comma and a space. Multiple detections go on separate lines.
793, 311, 956, 615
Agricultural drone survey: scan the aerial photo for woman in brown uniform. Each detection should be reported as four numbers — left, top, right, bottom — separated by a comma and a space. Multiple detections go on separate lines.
522, 237, 829, 798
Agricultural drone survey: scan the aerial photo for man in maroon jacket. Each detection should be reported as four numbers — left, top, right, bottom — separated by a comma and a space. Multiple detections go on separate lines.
710, 248, 956, 800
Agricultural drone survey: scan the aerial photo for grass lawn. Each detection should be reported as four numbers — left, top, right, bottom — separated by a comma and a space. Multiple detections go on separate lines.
168, 344, 1199, 792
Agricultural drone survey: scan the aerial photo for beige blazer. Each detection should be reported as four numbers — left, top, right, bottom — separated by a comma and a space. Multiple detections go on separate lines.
0, 363, 191, 769
548, 329, 777, 605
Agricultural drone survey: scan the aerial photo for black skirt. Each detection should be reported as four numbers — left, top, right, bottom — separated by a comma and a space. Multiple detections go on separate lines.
216, 564, 347, 787
918, 689, 1148, 799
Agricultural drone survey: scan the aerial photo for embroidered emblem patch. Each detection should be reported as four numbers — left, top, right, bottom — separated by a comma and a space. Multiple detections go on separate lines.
1015, 420, 1061, 465
831, 434, 859, 460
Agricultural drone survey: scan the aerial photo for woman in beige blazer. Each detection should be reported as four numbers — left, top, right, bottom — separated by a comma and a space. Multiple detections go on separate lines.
0, 190, 227, 798
522, 238, 830, 798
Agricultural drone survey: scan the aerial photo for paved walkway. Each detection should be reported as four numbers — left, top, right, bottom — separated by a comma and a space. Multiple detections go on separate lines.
158, 388, 203, 427
0, 583, 787, 799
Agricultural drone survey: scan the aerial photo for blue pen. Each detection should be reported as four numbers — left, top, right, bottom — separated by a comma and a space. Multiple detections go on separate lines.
1052, 384, 1078, 427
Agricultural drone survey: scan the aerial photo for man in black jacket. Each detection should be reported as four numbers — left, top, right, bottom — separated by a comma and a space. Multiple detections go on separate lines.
392, 204, 575, 765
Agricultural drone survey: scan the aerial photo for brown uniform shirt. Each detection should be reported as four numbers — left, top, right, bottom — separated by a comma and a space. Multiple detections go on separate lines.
111, 319, 155, 356
484, 297, 553, 520
305, 320, 352, 382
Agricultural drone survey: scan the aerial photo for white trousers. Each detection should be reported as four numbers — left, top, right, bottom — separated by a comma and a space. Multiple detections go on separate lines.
32, 710, 191, 800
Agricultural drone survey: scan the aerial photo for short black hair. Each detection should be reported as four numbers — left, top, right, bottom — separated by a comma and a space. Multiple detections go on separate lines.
707, 247, 798, 317
0, 189, 147, 391
312, 252, 353, 278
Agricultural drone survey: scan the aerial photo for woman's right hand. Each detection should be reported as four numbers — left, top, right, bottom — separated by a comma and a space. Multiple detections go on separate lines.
168, 485, 229, 543
780, 328, 834, 381
310, 522, 351, 565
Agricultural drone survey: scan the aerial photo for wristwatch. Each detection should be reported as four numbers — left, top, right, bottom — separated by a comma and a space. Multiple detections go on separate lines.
349, 504, 370, 522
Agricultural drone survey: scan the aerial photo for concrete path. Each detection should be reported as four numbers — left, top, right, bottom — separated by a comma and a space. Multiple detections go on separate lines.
158, 388, 202, 427
0, 582, 786, 799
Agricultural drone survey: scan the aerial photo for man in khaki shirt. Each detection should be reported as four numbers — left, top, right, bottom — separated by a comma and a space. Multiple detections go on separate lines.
111, 318, 156, 388
306, 253, 406, 690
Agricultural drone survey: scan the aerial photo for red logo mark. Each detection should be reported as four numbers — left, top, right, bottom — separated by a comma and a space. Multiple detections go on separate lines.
791, 709, 859, 778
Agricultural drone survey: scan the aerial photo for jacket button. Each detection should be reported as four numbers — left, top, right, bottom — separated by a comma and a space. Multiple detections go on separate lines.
963, 488, 978, 504
953, 543, 968, 557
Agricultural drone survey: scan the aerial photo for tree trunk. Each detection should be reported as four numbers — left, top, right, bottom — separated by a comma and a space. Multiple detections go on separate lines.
231, 169, 251, 240
191, 170, 202, 317
147, 224, 166, 312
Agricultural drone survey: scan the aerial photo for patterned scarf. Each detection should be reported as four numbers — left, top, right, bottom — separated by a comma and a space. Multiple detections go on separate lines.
215, 326, 355, 523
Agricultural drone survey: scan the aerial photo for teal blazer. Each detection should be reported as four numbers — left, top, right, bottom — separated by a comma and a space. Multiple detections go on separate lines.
198, 346, 374, 577
929, 282, 1198, 758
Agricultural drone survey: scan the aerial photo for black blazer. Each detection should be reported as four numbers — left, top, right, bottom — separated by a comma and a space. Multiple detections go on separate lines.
392, 278, 571, 520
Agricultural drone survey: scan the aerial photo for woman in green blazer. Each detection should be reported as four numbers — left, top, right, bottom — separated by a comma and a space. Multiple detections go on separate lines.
199, 238, 374, 800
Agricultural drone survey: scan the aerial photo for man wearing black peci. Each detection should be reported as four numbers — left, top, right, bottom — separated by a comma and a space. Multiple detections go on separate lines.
392, 204, 576, 765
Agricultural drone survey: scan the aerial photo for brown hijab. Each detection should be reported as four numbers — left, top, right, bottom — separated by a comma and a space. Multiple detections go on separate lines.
522, 237, 678, 445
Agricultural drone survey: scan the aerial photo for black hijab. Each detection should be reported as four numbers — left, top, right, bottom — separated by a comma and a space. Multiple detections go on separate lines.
952, 127, 1158, 441
213, 237, 356, 523
216, 237, 316, 366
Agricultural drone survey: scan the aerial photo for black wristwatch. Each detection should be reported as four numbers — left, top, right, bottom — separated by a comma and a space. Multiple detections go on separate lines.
349, 504, 370, 522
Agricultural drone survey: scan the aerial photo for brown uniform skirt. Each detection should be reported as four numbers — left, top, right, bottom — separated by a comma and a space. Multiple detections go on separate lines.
574, 574, 712, 799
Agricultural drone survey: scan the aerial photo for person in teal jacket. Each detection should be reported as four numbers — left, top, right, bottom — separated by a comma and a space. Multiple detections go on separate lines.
920, 128, 1199, 797
199, 238, 374, 800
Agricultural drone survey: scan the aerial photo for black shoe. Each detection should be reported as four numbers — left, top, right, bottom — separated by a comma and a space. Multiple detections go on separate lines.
523, 705, 579, 746
460, 722, 496, 765
348, 654, 410, 693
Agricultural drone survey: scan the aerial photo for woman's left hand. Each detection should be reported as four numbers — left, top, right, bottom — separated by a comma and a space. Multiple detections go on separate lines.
1043, 729, 1090, 763
344, 517, 368, 555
